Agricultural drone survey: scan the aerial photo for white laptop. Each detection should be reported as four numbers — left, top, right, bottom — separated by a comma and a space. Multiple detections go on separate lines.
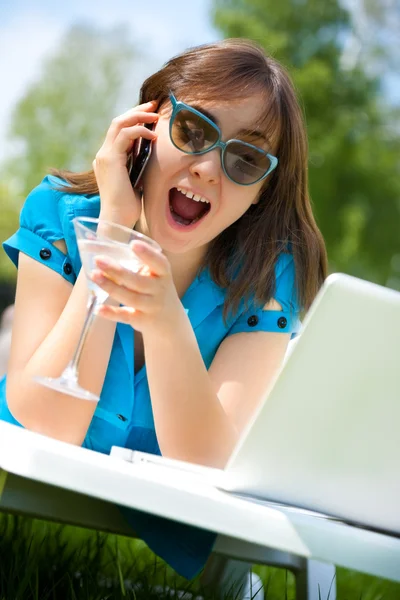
112, 273, 400, 536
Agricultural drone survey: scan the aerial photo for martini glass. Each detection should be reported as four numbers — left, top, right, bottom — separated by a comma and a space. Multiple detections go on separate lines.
34, 217, 161, 401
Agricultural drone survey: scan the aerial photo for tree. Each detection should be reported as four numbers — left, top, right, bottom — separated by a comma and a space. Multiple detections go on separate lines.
354, 0, 400, 78
0, 23, 140, 286
4, 23, 137, 198
0, 179, 22, 283
212, 0, 400, 289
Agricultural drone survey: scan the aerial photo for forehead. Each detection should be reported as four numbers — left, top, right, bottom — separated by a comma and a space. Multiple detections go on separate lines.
163, 92, 263, 120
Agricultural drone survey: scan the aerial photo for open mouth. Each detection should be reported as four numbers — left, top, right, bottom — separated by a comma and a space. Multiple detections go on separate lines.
168, 187, 211, 227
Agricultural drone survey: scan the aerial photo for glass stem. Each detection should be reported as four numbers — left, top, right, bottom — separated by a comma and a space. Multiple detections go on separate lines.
66, 294, 98, 382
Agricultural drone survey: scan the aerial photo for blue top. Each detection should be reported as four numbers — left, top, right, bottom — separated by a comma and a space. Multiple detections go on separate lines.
0, 175, 301, 578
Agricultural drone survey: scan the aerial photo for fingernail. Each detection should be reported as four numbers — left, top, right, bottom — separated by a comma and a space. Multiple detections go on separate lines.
92, 271, 105, 283
131, 241, 147, 252
95, 256, 111, 267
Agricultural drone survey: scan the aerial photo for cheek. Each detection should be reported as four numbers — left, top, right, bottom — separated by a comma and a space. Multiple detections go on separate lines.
209, 186, 261, 236
143, 134, 182, 184
222, 186, 261, 221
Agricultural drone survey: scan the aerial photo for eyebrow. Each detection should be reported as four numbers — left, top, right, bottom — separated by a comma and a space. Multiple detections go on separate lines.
190, 103, 269, 146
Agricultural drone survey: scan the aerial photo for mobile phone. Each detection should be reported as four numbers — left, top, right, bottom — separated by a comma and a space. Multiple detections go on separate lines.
127, 122, 154, 189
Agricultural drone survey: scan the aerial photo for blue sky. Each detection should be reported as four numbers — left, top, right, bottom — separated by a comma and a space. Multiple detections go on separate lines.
0, 0, 398, 162
0, 0, 220, 160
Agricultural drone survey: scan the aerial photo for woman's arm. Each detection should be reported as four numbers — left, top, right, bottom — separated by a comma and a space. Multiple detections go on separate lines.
91, 244, 291, 467
6, 101, 160, 443
143, 309, 238, 468
6, 248, 118, 444
143, 302, 290, 469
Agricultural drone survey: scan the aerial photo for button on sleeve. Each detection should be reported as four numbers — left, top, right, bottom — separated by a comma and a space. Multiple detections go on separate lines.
2, 176, 76, 284
229, 307, 299, 336
247, 315, 259, 327
63, 262, 73, 275
227, 254, 302, 339
278, 316, 287, 329
40, 248, 52, 260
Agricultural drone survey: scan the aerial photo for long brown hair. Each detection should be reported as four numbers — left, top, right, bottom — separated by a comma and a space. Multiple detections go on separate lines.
52, 38, 328, 318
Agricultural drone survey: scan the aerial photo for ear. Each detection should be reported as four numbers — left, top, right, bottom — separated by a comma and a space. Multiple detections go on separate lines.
251, 190, 263, 205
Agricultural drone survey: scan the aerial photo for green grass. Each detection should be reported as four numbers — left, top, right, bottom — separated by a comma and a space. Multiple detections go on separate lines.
0, 514, 399, 599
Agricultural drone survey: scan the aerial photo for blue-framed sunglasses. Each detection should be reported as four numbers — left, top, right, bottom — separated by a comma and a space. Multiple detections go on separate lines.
168, 92, 278, 186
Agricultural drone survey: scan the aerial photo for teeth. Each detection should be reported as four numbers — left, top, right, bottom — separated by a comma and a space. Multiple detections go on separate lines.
177, 187, 210, 204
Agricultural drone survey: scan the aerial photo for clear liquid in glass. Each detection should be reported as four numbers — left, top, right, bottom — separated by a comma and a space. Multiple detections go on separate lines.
78, 238, 142, 304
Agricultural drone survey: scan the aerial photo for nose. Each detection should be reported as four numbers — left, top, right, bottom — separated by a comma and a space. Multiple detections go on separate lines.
188, 150, 221, 185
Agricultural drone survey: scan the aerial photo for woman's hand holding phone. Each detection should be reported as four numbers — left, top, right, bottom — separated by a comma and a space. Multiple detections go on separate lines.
92, 100, 158, 228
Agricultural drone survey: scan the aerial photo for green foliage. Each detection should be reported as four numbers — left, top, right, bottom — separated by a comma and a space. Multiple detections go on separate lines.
1, 515, 400, 599
1, 8, 399, 289
212, 0, 400, 288
0, 23, 138, 286
4, 23, 136, 199
0, 515, 250, 599
0, 180, 22, 283
355, 0, 400, 74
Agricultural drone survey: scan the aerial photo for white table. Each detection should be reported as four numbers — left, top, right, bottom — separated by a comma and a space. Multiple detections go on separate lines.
0, 421, 399, 599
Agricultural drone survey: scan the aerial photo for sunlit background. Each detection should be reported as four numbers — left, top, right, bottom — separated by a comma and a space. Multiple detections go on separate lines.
1, 0, 399, 298
0, 2, 400, 597
0, 0, 221, 160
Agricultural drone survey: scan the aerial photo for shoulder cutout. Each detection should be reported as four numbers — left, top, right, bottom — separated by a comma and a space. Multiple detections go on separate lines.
263, 298, 283, 311
52, 239, 67, 255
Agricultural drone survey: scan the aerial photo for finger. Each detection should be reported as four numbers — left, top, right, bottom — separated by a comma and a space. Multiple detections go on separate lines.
93, 257, 158, 294
120, 100, 159, 120
108, 110, 159, 141
99, 111, 158, 153
114, 99, 158, 123
95, 123, 157, 167
91, 271, 153, 309
97, 303, 145, 328
131, 242, 169, 277
113, 124, 157, 155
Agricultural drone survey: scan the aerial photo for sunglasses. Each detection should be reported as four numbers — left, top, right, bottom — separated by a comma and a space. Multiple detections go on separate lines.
168, 92, 278, 186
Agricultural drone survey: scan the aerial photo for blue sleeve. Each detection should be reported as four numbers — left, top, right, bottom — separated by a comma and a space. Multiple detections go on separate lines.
2, 175, 76, 284
228, 253, 301, 339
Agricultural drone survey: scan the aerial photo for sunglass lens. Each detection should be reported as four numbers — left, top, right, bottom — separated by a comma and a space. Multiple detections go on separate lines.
224, 141, 271, 184
171, 109, 218, 153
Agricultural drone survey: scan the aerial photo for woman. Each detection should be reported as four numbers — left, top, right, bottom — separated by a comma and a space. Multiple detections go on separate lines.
1, 38, 327, 577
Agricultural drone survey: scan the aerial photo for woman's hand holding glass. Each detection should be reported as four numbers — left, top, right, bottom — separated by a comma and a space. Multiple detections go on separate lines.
34, 218, 161, 402
92, 242, 183, 337
93, 100, 158, 228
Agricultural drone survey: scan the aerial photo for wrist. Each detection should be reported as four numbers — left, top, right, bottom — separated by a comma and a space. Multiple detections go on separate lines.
98, 210, 137, 229
143, 300, 190, 345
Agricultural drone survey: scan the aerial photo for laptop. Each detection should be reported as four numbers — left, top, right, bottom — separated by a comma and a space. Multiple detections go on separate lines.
112, 273, 400, 535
